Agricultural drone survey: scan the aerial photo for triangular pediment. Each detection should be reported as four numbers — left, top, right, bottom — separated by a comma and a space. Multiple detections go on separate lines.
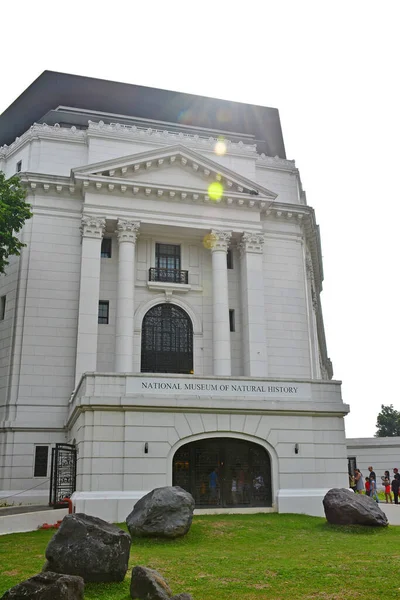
72, 144, 277, 199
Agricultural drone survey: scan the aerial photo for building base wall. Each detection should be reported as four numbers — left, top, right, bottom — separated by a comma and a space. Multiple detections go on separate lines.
277, 488, 329, 518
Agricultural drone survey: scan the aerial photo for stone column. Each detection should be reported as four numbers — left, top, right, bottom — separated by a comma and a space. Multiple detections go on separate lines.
210, 230, 232, 376
239, 232, 268, 377
75, 215, 106, 385
114, 219, 140, 372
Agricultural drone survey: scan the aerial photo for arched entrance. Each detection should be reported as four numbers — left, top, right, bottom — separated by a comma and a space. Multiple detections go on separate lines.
173, 438, 272, 508
141, 303, 193, 374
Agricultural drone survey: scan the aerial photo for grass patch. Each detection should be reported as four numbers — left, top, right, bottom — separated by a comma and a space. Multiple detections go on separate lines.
0, 513, 399, 599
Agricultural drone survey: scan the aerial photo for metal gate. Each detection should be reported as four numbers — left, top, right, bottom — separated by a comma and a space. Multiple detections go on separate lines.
49, 443, 77, 508
173, 438, 272, 508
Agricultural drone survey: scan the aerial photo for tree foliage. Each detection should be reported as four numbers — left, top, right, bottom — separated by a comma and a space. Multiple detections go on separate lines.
375, 404, 400, 437
0, 171, 32, 274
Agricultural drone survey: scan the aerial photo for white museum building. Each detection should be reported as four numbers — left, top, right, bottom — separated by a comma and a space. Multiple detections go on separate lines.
0, 71, 351, 521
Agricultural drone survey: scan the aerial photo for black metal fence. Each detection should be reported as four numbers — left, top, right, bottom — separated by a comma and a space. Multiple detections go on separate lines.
149, 267, 189, 284
49, 443, 77, 508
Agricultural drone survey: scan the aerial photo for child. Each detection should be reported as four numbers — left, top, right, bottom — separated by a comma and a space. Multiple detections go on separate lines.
364, 476, 370, 496
383, 471, 392, 504
369, 476, 379, 502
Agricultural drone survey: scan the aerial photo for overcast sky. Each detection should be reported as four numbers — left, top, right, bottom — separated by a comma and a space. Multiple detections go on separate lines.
1, 1, 399, 438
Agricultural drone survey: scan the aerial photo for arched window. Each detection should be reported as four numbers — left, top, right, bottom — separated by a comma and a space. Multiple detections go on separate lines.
141, 303, 193, 374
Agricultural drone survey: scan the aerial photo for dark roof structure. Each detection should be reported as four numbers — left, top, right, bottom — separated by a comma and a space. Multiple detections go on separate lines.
0, 71, 286, 157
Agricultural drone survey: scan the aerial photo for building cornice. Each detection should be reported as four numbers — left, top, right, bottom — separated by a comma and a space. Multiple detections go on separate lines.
1, 122, 296, 175
256, 153, 297, 173
87, 120, 258, 157
0, 123, 86, 159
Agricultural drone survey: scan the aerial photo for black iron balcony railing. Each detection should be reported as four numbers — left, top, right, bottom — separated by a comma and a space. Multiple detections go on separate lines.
149, 267, 189, 284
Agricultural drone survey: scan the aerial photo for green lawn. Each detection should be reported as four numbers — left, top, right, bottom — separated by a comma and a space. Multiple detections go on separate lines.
1, 513, 399, 599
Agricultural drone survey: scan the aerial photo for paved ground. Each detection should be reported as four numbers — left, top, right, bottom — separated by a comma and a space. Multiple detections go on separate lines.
0, 505, 57, 516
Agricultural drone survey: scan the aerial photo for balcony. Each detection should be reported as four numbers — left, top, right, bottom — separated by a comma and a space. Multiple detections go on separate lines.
147, 267, 191, 294
149, 268, 189, 284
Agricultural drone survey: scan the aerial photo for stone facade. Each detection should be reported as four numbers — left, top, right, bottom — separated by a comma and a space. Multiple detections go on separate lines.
0, 75, 348, 519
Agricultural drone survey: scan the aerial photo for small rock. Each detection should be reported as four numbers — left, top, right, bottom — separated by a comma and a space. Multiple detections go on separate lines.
130, 565, 173, 600
171, 595, 194, 600
0, 571, 84, 600
126, 486, 195, 538
44, 513, 131, 582
323, 488, 389, 526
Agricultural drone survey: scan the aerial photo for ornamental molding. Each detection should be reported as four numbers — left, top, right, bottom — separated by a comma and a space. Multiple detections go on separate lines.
116, 219, 140, 243
0, 123, 86, 158
87, 120, 258, 156
239, 232, 265, 255
72, 143, 277, 200
80, 214, 106, 239
256, 153, 297, 172
209, 229, 232, 252
0, 122, 297, 178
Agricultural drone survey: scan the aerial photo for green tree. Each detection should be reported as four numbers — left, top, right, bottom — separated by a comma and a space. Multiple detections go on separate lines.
0, 171, 32, 275
375, 404, 400, 437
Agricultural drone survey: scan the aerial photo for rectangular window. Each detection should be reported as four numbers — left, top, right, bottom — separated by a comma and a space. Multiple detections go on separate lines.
156, 243, 181, 270
98, 300, 109, 324
16, 160, 22, 173
0, 296, 5, 320
154, 243, 183, 283
229, 309, 235, 332
101, 238, 112, 258
227, 249, 233, 269
34, 445, 49, 477
348, 457, 357, 476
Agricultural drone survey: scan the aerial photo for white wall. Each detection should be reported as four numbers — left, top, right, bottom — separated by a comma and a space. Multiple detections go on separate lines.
263, 224, 311, 378
68, 404, 348, 498
346, 437, 400, 480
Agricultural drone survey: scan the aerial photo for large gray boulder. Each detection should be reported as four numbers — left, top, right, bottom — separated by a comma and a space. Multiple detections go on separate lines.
126, 486, 195, 538
323, 488, 389, 526
0, 571, 84, 600
44, 513, 131, 582
130, 566, 173, 600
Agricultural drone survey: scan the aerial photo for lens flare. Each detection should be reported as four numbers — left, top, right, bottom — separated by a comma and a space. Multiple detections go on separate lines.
214, 140, 227, 156
203, 233, 217, 249
208, 181, 223, 201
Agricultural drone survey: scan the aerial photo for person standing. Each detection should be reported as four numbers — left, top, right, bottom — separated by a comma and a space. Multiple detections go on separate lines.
208, 468, 219, 504
354, 469, 364, 493
365, 477, 370, 496
369, 476, 379, 502
368, 466, 376, 481
383, 471, 392, 504
392, 473, 400, 505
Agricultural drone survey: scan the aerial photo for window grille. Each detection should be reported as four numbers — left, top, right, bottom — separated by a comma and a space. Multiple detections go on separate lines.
141, 303, 193, 373
101, 238, 112, 258
173, 438, 272, 508
98, 300, 109, 324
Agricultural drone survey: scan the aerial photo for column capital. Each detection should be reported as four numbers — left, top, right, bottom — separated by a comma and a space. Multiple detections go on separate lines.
81, 214, 106, 239
239, 232, 265, 255
209, 229, 232, 253
116, 219, 140, 243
